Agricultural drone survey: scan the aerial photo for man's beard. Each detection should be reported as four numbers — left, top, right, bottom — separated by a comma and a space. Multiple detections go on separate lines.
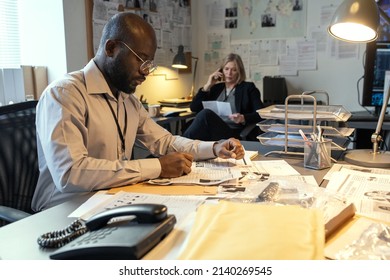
106, 61, 136, 94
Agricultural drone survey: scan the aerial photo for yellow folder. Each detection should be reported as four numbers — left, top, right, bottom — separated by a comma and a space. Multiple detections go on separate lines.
178, 201, 324, 260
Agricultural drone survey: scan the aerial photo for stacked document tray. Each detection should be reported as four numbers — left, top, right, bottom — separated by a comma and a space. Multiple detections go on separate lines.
258, 104, 351, 122
256, 95, 353, 156
257, 131, 350, 151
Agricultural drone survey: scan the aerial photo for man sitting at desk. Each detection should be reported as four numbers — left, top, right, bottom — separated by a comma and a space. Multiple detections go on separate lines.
32, 13, 244, 211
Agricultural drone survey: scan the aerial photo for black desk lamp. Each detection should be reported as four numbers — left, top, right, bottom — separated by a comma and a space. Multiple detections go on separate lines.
172, 45, 199, 99
328, 0, 390, 168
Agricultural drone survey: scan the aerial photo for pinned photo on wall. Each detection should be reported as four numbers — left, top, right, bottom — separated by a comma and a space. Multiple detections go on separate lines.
125, 0, 141, 9
226, 7, 237, 17
293, 0, 303, 11
225, 19, 237, 29
149, 0, 157, 12
261, 13, 276, 27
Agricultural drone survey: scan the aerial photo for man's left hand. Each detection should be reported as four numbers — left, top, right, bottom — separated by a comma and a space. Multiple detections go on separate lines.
213, 138, 244, 160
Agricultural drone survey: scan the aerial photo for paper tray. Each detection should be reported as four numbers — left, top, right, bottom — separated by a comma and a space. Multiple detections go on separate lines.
257, 131, 348, 151
258, 121, 355, 137
257, 104, 351, 122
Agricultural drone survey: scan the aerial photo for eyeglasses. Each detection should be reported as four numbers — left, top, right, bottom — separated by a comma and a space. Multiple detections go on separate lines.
117, 41, 157, 75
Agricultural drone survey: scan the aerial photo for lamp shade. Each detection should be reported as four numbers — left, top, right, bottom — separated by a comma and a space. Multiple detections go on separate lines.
328, 0, 380, 42
172, 45, 188, 69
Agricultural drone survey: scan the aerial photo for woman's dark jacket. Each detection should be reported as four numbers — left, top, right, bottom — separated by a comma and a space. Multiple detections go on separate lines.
190, 81, 264, 125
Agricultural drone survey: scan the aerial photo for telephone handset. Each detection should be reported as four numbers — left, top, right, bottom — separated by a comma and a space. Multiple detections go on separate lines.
86, 203, 168, 230
216, 68, 224, 82
40, 204, 176, 260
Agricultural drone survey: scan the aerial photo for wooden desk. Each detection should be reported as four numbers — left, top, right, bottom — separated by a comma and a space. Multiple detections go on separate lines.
0, 141, 331, 259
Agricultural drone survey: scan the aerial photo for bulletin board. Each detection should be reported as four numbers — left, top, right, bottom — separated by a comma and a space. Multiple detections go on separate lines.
231, 0, 307, 40
89, 0, 192, 69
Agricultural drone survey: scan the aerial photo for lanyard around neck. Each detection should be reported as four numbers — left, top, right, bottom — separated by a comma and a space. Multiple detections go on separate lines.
103, 94, 128, 160
224, 85, 236, 101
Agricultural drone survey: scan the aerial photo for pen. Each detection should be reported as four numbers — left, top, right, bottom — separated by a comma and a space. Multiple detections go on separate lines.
298, 129, 309, 142
171, 143, 178, 152
317, 125, 323, 141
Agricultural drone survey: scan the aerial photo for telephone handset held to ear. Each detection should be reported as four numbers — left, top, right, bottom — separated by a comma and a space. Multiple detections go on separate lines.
216, 67, 224, 82
38, 204, 176, 260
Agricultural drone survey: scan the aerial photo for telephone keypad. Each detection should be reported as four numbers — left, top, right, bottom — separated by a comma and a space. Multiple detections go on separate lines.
71, 227, 118, 247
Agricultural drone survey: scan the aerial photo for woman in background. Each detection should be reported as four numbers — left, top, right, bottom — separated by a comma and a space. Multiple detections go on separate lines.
183, 53, 264, 141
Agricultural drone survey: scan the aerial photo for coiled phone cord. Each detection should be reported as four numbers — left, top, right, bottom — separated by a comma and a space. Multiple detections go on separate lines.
37, 219, 88, 248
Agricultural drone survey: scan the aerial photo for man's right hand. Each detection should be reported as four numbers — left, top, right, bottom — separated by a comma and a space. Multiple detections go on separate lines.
158, 152, 194, 178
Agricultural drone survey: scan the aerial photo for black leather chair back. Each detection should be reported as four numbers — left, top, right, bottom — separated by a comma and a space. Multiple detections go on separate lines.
0, 101, 39, 225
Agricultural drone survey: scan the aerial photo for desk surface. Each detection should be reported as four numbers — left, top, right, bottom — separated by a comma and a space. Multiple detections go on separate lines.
350, 110, 390, 121
153, 111, 195, 125
0, 141, 331, 260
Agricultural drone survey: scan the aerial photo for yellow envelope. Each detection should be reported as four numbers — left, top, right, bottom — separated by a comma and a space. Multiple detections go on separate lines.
179, 201, 324, 260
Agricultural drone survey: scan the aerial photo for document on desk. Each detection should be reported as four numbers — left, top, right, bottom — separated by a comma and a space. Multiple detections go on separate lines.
149, 160, 242, 186
253, 160, 301, 176
323, 163, 390, 180
71, 191, 206, 223
326, 168, 390, 223
218, 160, 304, 193
202, 101, 232, 116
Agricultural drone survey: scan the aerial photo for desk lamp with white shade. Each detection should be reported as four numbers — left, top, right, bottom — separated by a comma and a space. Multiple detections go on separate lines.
328, 0, 390, 167
171, 45, 199, 99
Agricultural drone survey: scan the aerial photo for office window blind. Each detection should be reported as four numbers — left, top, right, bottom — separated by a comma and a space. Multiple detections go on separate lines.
0, 0, 20, 68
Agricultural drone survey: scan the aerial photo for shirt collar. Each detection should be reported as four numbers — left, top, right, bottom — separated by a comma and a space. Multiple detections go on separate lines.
84, 59, 114, 97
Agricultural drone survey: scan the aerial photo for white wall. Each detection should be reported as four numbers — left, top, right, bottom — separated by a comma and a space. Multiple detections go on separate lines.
192, 0, 367, 113
19, 0, 88, 83
63, 0, 88, 72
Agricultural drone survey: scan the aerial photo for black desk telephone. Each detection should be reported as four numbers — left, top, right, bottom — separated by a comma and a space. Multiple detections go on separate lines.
38, 204, 176, 260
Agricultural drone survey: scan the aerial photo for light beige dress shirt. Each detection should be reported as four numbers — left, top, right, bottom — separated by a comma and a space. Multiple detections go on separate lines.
32, 60, 215, 211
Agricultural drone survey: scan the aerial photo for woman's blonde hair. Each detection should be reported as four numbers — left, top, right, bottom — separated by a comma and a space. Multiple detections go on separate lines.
220, 53, 246, 84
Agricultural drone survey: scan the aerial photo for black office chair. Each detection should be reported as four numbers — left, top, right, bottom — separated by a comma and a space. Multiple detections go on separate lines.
239, 123, 261, 141
0, 100, 39, 226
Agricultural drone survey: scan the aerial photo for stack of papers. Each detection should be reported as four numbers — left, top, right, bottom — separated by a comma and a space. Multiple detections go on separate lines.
324, 164, 390, 223
159, 98, 192, 108
148, 152, 254, 186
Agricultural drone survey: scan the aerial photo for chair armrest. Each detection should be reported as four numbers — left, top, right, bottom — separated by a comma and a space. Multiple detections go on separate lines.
0, 206, 31, 223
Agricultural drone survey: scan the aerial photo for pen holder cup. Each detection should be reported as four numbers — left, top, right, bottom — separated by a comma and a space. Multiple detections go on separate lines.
304, 139, 332, 170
